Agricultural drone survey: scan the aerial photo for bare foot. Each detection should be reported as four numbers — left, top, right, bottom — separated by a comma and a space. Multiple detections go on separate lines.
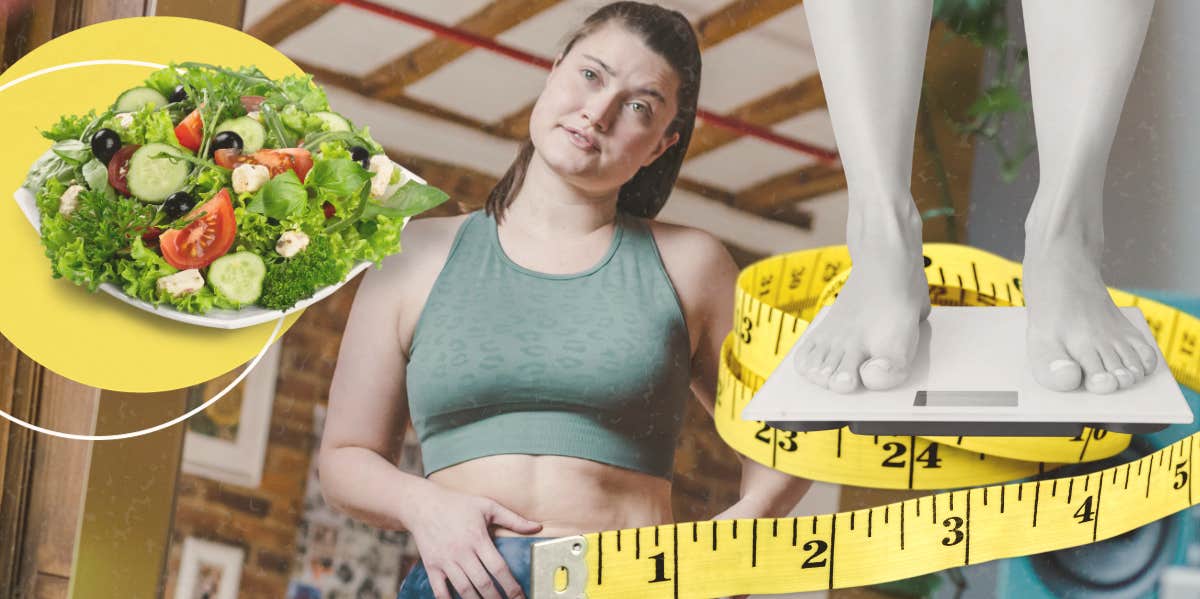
793, 198, 929, 393
1023, 213, 1159, 393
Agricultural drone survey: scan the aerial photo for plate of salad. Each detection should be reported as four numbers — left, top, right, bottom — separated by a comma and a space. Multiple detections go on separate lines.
15, 62, 448, 329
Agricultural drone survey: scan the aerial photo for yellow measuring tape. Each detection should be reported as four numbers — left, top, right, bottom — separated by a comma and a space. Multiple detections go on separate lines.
531, 243, 1200, 598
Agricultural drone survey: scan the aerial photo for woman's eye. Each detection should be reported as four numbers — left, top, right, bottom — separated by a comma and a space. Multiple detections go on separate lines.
581, 69, 597, 81
628, 102, 649, 115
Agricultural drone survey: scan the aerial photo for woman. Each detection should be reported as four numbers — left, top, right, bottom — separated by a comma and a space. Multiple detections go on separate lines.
319, 4, 812, 599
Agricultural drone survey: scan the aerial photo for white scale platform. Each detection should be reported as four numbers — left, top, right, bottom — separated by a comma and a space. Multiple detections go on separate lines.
743, 307, 1194, 437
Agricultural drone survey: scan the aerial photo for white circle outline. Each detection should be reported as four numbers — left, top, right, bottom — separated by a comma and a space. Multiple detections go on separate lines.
1, 58, 287, 441
0, 318, 284, 441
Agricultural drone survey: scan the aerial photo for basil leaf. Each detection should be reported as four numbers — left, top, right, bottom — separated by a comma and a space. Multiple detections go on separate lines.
363, 182, 450, 220
81, 158, 115, 201
51, 140, 91, 165
305, 158, 369, 198
260, 170, 306, 220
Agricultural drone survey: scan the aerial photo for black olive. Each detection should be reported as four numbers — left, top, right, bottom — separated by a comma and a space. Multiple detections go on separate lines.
90, 128, 122, 164
168, 84, 188, 103
350, 146, 370, 170
161, 191, 196, 222
210, 131, 244, 156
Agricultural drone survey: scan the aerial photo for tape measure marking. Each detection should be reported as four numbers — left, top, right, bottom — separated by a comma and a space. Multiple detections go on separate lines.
530, 244, 1200, 598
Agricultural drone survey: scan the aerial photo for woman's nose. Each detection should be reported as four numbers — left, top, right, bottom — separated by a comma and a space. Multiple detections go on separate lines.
582, 94, 619, 132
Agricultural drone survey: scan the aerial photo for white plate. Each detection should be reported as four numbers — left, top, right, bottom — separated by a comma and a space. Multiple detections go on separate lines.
15, 157, 422, 330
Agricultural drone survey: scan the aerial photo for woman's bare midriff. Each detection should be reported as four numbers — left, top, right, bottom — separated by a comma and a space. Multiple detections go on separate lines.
427, 454, 675, 538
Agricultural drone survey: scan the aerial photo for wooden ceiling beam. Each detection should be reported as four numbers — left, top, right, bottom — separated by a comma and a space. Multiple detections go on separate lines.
735, 162, 846, 214
365, 0, 560, 101
244, 0, 336, 47
686, 72, 825, 160
694, 0, 803, 50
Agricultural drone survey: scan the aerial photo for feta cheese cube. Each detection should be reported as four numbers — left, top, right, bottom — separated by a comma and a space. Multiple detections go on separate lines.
246, 110, 261, 122
156, 269, 204, 297
232, 163, 270, 194
59, 184, 85, 217
368, 154, 394, 199
115, 112, 134, 128
276, 230, 311, 258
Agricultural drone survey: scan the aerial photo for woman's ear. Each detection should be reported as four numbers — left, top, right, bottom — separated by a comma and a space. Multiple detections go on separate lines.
643, 131, 681, 167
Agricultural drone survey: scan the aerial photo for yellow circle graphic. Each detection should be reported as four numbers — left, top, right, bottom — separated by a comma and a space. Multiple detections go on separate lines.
0, 17, 309, 392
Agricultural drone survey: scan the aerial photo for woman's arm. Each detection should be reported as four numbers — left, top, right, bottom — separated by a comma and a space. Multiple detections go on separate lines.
680, 230, 813, 519
317, 247, 438, 533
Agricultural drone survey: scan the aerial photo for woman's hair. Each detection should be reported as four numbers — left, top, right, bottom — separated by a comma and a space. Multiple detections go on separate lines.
484, 1, 701, 221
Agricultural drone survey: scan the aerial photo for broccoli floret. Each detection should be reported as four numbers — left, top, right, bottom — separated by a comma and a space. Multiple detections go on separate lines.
257, 235, 346, 310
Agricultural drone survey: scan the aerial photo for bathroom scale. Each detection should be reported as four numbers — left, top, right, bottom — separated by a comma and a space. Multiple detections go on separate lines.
742, 306, 1194, 437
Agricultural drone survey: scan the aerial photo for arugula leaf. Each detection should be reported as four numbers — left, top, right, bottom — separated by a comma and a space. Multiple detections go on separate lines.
363, 182, 449, 220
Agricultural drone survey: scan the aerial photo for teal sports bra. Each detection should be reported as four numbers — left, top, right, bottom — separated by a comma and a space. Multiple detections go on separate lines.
405, 210, 692, 480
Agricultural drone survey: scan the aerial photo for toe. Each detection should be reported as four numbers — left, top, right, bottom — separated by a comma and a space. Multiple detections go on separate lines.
1028, 335, 1082, 391
860, 355, 910, 391
803, 345, 832, 387
811, 348, 843, 387
793, 340, 816, 373
830, 349, 867, 394
1097, 344, 1133, 389
1129, 337, 1159, 375
1074, 348, 1117, 394
1113, 340, 1144, 380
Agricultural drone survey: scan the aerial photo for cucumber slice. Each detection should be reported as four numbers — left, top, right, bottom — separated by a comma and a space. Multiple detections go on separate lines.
215, 116, 266, 153
208, 252, 266, 305
114, 87, 168, 112
313, 111, 351, 132
126, 143, 189, 204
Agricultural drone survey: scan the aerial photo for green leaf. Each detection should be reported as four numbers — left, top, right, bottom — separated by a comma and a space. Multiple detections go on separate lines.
306, 157, 370, 198
363, 182, 449, 220
51, 140, 90, 165
260, 171, 307, 220
968, 85, 1028, 117
40, 110, 98, 142
81, 159, 112, 199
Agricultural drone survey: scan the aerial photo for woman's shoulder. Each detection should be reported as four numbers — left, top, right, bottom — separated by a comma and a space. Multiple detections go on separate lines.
638, 218, 740, 327
354, 212, 474, 310
640, 218, 737, 280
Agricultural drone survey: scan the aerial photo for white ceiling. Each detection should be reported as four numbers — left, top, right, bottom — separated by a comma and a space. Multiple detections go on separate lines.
241, 0, 847, 255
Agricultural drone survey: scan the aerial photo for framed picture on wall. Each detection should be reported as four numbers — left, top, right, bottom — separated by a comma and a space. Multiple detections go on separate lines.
174, 537, 245, 599
181, 342, 282, 488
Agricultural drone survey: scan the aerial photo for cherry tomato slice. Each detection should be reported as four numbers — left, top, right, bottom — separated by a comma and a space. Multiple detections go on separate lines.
213, 148, 244, 170
159, 189, 236, 270
174, 108, 203, 152
107, 144, 140, 196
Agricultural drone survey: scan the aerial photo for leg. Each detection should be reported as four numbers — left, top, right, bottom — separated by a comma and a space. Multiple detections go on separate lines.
793, 0, 932, 392
1021, 0, 1158, 393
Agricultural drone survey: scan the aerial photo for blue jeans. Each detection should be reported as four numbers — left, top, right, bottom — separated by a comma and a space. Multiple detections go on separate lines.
397, 537, 554, 599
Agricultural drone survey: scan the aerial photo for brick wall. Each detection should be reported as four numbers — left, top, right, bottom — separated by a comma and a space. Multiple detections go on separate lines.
163, 216, 748, 597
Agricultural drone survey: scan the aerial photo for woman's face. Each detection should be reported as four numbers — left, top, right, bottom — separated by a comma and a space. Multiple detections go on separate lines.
528, 22, 682, 195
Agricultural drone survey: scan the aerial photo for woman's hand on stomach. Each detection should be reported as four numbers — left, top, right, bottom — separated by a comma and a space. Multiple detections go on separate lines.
409, 484, 543, 599
430, 454, 674, 537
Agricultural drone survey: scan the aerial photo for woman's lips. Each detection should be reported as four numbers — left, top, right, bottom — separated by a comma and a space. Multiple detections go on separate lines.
561, 126, 598, 151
